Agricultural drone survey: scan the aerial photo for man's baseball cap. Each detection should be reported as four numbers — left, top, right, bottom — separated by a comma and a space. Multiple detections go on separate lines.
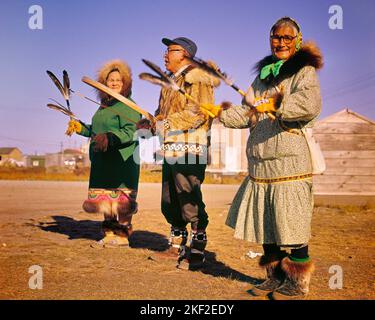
162, 37, 197, 57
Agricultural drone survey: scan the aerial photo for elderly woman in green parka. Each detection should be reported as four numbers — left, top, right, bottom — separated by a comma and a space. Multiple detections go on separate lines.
219, 17, 323, 299
66, 59, 141, 247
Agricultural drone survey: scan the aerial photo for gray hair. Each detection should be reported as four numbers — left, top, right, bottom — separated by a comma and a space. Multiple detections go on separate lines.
270, 17, 300, 36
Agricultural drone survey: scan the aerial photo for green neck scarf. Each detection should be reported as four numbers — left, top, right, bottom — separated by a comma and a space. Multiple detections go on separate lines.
260, 59, 284, 80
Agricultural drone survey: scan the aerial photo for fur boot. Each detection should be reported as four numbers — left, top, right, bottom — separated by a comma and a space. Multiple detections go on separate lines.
189, 231, 207, 270
179, 230, 207, 271
272, 256, 315, 300
250, 251, 287, 296
168, 227, 188, 257
91, 220, 131, 248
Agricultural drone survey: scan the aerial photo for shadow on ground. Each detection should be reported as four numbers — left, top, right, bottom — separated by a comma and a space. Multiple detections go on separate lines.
32, 215, 261, 285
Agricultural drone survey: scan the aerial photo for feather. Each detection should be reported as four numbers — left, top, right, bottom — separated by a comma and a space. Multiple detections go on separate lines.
142, 59, 180, 91
46, 103, 77, 119
46, 70, 68, 100
49, 98, 66, 109
186, 57, 233, 86
139, 73, 172, 89
46, 70, 70, 110
63, 70, 71, 109
142, 59, 172, 83
186, 57, 223, 78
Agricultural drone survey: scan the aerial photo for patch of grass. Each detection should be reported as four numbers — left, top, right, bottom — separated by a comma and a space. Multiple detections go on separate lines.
0, 166, 245, 184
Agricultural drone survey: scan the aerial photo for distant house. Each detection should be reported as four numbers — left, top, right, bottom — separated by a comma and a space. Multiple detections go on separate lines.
313, 108, 375, 196
26, 155, 46, 168
45, 148, 89, 168
0, 147, 24, 166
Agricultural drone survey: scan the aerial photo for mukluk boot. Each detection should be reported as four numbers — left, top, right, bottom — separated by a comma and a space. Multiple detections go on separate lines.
250, 251, 287, 296
178, 230, 207, 271
189, 230, 207, 270
86, 188, 137, 248
272, 256, 315, 300
168, 227, 188, 259
97, 220, 131, 247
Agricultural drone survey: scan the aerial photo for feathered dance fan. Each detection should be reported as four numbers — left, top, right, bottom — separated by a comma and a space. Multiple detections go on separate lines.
140, 59, 216, 118
46, 103, 77, 119
46, 70, 70, 109
139, 73, 172, 89
62, 70, 71, 109
186, 56, 245, 95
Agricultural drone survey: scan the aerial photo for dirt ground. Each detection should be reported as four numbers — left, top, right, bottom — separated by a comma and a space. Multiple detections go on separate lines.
0, 180, 374, 300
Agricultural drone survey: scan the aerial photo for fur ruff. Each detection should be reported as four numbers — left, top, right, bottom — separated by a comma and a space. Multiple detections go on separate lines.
281, 256, 315, 280
255, 41, 323, 85
96, 59, 132, 100
82, 199, 111, 215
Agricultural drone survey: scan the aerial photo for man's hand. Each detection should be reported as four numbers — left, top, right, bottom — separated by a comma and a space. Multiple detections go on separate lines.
200, 103, 222, 117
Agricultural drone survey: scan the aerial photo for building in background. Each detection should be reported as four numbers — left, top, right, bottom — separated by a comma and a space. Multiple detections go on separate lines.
208, 119, 248, 174
313, 108, 375, 196
25, 155, 46, 168
0, 147, 24, 166
45, 148, 89, 169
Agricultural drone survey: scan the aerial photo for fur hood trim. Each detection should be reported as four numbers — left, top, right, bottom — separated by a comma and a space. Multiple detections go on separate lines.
185, 67, 221, 87
255, 41, 323, 84
96, 59, 132, 100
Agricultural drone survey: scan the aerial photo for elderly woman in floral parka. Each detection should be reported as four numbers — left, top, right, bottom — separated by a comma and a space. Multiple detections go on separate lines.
219, 17, 323, 299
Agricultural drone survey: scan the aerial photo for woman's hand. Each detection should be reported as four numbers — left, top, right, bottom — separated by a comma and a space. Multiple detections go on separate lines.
254, 97, 276, 113
136, 118, 156, 136
136, 118, 152, 130
65, 120, 82, 136
93, 133, 109, 152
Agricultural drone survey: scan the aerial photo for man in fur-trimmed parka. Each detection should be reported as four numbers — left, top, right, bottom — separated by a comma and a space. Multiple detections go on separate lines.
140, 37, 220, 269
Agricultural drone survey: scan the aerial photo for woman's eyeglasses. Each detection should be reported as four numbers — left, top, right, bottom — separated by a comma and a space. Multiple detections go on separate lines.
270, 35, 297, 45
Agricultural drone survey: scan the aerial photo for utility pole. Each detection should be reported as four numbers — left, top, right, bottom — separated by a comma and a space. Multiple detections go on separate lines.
60, 142, 63, 167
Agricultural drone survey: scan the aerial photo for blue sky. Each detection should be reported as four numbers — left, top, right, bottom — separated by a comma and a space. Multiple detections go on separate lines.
0, 0, 374, 155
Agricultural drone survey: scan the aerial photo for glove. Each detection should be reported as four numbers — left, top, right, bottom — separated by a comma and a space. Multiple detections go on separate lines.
93, 133, 109, 152
136, 118, 152, 130
254, 97, 276, 113
200, 103, 222, 118
136, 118, 156, 137
65, 119, 82, 136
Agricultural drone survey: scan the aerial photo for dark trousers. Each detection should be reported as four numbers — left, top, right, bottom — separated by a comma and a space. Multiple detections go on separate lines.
161, 161, 209, 230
